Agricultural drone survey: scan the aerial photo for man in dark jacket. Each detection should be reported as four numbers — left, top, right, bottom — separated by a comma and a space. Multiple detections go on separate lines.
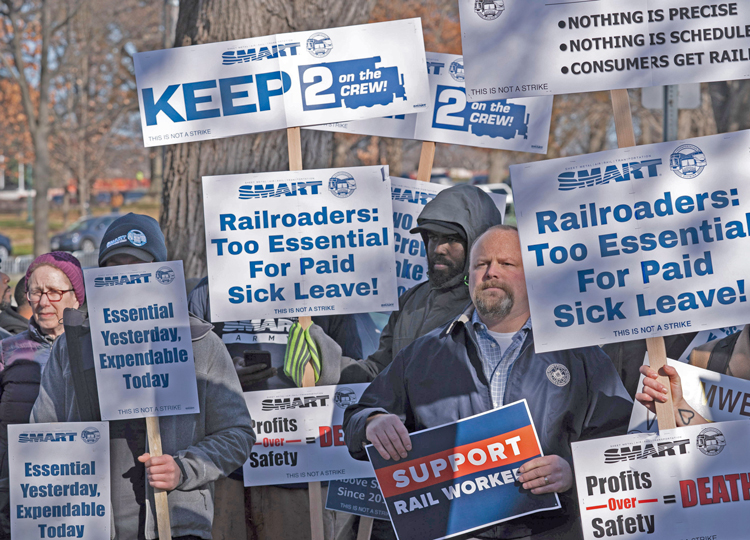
344, 226, 632, 539
308, 184, 504, 385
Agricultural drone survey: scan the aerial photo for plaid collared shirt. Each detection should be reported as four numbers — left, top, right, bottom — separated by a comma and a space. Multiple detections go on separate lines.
470, 310, 532, 408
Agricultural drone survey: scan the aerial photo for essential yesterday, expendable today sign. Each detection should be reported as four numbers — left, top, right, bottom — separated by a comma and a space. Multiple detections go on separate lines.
308, 52, 553, 154
134, 19, 430, 147
84, 261, 199, 420
202, 166, 399, 322
511, 130, 750, 353
572, 419, 750, 540
9, 422, 110, 540
458, 0, 750, 100
242, 384, 373, 486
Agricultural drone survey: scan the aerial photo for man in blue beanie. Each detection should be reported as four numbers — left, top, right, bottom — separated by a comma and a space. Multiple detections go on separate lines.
31, 213, 255, 540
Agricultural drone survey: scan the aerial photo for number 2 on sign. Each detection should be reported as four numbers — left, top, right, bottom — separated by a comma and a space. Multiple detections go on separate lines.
302, 66, 335, 107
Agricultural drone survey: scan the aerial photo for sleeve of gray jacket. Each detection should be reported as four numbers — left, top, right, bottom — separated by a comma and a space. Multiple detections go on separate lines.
342, 352, 410, 461
580, 346, 633, 441
310, 308, 399, 386
30, 337, 72, 423
174, 333, 255, 491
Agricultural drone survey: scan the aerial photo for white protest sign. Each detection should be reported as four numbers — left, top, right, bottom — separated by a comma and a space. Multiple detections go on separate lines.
458, 0, 750, 100
308, 52, 553, 154
10, 422, 110, 539
84, 261, 199, 420
202, 166, 398, 322
391, 177, 447, 296
677, 325, 741, 362
572, 419, 750, 540
511, 130, 750, 353
629, 357, 750, 434
242, 384, 374, 486
134, 19, 430, 147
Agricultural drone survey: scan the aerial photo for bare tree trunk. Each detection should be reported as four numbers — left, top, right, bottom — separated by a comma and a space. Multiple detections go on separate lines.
487, 150, 505, 184
162, 0, 377, 277
708, 80, 750, 134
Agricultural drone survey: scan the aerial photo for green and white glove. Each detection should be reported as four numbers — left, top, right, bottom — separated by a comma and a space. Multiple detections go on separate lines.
284, 322, 321, 387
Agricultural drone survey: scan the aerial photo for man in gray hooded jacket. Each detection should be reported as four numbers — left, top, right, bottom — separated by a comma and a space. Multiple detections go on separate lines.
308, 183, 504, 386
31, 213, 255, 540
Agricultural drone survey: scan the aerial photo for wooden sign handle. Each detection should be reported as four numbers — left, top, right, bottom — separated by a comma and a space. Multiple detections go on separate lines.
146, 416, 172, 540
356, 516, 375, 540
286, 126, 325, 540
416, 142, 436, 182
609, 90, 676, 431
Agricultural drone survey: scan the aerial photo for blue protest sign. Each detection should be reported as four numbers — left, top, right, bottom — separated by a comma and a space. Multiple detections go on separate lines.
366, 401, 559, 540
326, 478, 390, 520
134, 19, 429, 147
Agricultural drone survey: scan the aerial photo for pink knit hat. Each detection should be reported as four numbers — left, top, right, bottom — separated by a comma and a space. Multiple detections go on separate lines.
26, 252, 85, 304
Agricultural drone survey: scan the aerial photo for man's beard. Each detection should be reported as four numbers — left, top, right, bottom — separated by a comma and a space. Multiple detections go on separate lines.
428, 255, 463, 287
473, 280, 514, 319
0, 296, 10, 312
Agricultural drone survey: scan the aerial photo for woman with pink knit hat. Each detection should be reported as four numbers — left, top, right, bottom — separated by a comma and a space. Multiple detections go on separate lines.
0, 251, 85, 538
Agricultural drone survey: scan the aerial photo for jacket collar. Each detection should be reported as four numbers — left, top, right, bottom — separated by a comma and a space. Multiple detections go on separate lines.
445, 303, 475, 336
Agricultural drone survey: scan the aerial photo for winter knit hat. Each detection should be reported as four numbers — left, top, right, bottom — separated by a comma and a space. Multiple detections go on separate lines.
26, 251, 85, 304
98, 213, 167, 266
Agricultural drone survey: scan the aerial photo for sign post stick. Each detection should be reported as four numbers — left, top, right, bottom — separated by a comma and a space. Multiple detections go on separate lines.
416, 141, 436, 182
146, 416, 172, 540
356, 517, 375, 540
286, 126, 326, 540
609, 89, 677, 431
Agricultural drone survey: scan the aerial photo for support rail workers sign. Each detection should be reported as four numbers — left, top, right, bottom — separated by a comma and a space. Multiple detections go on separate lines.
366, 401, 559, 540
9, 422, 110, 540
202, 166, 398, 322
572, 419, 750, 540
511, 130, 750, 353
134, 19, 429, 146
308, 52, 553, 154
458, 0, 750, 100
84, 261, 199, 420
242, 384, 373, 486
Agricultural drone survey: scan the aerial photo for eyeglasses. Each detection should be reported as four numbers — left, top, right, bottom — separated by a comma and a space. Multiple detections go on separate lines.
27, 289, 74, 302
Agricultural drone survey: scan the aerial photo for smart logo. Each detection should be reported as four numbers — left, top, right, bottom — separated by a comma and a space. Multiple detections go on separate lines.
334, 387, 358, 408
221, 42, 300, 65
94, 273, 152, 287
696, 427, 725, 456
328, 172, 357, 198
306, 33, 333, 58
670, 144, 707, 179
557, 159, 663, 191
156, 266, 176, 285
474, 0, 505, 20
238, 181, 323, 199
127, 229, 148, 246
81, 428, 101, 445
19, 432, 77, 443
449, 59, 465, 82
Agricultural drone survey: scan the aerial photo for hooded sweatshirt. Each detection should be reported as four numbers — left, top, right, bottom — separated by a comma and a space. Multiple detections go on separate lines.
314, 183, 504, 385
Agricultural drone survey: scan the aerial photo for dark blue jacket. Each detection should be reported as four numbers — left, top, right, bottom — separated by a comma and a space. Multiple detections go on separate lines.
344, 306, 632, 538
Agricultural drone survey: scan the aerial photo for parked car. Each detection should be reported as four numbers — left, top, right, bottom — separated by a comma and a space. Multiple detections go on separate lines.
50, 213, 120, 253
471, 175, 514, 205
0, 234, 12, 262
